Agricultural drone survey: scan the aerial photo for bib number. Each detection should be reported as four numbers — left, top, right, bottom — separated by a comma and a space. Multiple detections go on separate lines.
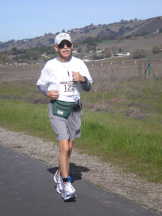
63, 82, 75, 93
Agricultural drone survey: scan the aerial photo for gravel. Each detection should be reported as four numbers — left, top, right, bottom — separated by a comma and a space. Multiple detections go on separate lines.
0, 127, 162, 213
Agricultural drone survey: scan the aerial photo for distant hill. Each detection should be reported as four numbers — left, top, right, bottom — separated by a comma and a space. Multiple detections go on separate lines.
1, 16, 162, 64
0, 16, 162, 52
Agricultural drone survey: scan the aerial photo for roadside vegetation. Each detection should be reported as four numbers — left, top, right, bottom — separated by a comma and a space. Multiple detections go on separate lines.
0, 76, 162, 183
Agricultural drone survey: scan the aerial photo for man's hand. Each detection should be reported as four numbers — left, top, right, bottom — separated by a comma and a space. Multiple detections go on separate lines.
72, 72, 85, 82
47, 90, 59, 99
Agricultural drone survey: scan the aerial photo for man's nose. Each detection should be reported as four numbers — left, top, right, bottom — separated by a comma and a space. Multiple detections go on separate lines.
63, 45, 68, 48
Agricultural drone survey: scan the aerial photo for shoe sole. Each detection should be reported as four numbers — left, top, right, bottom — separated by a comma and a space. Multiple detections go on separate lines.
53, 175, 57, 184
53, 171, 63, 194
53, 172, 58, 184
61, 192, 76, 201
56, 185, 62, 194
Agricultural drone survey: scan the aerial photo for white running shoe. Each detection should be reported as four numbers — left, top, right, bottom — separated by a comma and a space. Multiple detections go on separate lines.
53, 170, 63, 194
61, 182, 76, 201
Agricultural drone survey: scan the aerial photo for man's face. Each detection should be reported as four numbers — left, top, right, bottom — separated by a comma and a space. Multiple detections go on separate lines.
55, 40, 72, 61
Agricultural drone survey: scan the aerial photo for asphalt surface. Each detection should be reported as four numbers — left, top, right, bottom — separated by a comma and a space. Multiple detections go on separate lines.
0, 145, 161, 216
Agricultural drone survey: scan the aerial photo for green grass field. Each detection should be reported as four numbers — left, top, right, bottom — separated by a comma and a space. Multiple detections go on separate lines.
0, 79, 162, 183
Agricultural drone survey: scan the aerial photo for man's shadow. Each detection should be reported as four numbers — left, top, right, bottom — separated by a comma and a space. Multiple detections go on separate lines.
48, 162, 90, 182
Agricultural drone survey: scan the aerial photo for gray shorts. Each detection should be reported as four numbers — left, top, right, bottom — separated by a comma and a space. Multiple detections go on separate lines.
48, 102, 81, 141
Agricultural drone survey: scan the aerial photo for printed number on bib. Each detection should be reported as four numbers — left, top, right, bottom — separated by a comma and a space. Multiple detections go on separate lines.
64, 83, 75, 92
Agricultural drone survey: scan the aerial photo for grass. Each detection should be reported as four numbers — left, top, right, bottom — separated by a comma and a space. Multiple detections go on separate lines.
0, 80, 162, 183
82, 79, 162, 117
79, 112, 162, 182
0, 100, 54, 140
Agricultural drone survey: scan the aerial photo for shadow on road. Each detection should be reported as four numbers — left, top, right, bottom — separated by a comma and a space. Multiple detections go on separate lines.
48, 162, 90, 182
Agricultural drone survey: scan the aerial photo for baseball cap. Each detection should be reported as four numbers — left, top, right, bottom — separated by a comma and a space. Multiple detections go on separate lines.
54, 33, 72, 45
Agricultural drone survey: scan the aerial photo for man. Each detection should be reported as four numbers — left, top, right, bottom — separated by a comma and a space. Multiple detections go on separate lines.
36, 32, 93, 201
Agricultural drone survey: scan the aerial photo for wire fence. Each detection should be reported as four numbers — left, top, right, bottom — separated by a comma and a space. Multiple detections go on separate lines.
86, 59, 162, 91
0, 59, 162, 90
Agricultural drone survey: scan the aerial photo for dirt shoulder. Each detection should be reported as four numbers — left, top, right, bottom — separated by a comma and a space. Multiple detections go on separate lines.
0, 127, 161, 213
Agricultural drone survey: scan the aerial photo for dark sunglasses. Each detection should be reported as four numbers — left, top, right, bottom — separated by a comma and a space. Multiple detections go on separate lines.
58, 40, 72, 49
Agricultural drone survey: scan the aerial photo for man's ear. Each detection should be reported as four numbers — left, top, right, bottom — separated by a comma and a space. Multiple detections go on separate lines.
54, 45, 58, 52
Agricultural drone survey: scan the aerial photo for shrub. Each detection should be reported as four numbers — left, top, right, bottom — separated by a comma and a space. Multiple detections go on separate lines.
152, 46, 161, 54
132, 49, 146, 59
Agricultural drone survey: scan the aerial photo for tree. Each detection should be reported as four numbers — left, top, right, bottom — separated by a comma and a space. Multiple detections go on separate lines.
86, 41, 97, 52
11, 47, 19, 55
77, 47, 82, 53
0, 52, 9, 64
132, 49, 146, 59
103, 48, 112, 58
152, 46, 161, 54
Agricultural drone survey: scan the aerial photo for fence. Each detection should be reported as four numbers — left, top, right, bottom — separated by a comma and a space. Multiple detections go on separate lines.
87, 59, 162, 91
0, 59, 162, 90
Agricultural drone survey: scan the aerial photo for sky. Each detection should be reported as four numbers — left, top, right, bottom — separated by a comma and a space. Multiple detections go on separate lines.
0, 0, 162, 42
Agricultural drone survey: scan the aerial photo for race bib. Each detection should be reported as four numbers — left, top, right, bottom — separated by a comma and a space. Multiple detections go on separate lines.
60, 81, 76, 95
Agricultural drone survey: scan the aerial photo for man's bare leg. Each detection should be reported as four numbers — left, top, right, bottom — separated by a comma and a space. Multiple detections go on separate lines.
57, 139, 76, 200
58, 139, 74, 178
68, 140, 74, 158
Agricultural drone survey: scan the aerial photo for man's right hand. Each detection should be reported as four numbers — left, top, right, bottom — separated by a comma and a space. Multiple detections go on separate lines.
47, 90, 59, 99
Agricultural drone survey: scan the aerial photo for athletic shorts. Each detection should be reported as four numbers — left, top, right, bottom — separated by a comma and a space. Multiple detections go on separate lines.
48, 102, 81, 141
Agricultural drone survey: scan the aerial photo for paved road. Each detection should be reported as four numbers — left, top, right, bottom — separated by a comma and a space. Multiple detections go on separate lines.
0, 145, 160, 216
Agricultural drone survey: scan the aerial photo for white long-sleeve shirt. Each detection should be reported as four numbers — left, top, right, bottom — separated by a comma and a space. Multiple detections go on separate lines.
36, 56, 93, 102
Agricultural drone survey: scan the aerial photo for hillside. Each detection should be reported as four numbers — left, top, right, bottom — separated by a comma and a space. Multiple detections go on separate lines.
0, 16, 162, 51
0, 16, 162, 63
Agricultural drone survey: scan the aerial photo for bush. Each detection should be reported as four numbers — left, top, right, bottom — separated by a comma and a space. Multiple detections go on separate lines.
152, 46, 161, 54
103, 48, 112, 58
132, 49, 146, 59
0, 52, 9, 64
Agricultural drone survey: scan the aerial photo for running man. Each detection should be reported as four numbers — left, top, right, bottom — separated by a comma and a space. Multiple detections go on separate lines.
36, 33, 93, 200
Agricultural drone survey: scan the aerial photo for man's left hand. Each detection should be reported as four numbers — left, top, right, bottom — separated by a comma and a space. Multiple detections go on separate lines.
72, 72, 85, 82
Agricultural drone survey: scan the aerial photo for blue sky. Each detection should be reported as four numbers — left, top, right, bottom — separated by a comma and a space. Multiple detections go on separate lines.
0, 0, 162, 42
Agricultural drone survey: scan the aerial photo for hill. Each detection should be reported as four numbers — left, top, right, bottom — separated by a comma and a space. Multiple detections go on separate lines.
0, 16, 162, 51
0, 16, 162, 63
